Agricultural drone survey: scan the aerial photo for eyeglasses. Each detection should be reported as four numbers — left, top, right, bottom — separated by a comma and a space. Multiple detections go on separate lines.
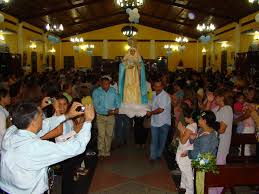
196, 112, 206, 120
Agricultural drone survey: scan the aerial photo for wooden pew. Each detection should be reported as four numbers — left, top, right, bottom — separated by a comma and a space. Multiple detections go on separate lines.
203, 164, 259, 194
227, 134, 257, 163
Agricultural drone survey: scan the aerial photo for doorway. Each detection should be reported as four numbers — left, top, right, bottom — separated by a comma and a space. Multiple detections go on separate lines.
51, 55, 55, 71
31, 51, 37, 73
202, 54, 207, 72
221, 50, 227, 73
64, 56, 75, 70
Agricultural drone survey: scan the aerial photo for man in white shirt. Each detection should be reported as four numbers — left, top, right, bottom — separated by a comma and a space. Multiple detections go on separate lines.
147, 79, 171, 161
0, 100, 95, 194
0, 88, 11, 156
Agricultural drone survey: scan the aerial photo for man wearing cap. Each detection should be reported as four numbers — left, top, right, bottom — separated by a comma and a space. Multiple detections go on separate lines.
92, 76, 120, 158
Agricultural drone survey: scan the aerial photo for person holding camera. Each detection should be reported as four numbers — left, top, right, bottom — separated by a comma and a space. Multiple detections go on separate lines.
0, 98, 95, 194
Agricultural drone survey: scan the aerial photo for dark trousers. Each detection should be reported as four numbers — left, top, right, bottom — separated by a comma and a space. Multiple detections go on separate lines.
61, 152, 85, 194
0, 188, 8, 194
134, 117, 149, 145
114, 114, 130, 146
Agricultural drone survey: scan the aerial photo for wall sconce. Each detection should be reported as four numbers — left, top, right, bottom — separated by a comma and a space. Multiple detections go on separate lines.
29, 41, 37, 49
49, 47, 56, 53
202, 48, 207, 54
221, 42, 229, 49
0, 34, 5, 41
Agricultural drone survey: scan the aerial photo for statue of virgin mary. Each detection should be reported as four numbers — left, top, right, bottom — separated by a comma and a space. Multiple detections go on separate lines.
118, 39, 149, 117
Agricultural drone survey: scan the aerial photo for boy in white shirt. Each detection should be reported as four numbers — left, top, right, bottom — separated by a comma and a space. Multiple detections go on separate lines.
176, 105, 198, 194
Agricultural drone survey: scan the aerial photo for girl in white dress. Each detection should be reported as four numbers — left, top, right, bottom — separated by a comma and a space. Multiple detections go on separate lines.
176, 104, 198, 194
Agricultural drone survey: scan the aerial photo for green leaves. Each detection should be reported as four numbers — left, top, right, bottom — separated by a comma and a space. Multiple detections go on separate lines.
192, 152, 219, 174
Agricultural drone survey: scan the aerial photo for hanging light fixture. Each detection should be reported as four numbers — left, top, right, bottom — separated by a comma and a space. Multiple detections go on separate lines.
164, 44, 178, 55
254, 31, 259, 40
73, 42, 95, 54
175, 36, 189, 44
196, 23, 216, 33
86, 44, 95, 55
248, 0, 259, 4
121, 25, 138, 37
0, 0, 9, 5
45, 23, 64, 33
70, 36, 84, 43
115, 0, 144, 8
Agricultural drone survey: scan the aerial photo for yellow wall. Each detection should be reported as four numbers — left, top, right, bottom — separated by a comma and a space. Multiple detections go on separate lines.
0, 11, 51, 72
211, 11, 259, 71
58, 24, 202, 71
1, 10, 259, 72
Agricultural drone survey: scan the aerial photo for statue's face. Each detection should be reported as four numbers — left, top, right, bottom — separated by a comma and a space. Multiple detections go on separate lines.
130, 49, 135, 56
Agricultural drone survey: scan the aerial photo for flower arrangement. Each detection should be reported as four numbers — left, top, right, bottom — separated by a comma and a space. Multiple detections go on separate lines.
192, 152, 219, 174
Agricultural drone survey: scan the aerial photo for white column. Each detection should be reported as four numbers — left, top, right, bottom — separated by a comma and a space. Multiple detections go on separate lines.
60, 42, 62, 69
210, 38, 215, 67
234, 23, 241, 54
102, 39, 108, 59
196, 41, 199, 71
17, 22, 24, 65
150, 40, 156, 59
43, 33, 48, 64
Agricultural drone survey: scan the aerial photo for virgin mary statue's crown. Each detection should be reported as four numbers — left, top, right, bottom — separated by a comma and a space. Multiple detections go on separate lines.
128, 37, 137, 48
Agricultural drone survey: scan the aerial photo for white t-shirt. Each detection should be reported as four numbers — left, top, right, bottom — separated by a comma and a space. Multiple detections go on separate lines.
151, 90, 171, 127
213, 105, 233, 163
0, 105, 9, 151
177, 122, 198, 152
55, 120, 75, 143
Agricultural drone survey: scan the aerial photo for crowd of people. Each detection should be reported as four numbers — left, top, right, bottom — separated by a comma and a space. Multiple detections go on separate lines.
0, 67, 258, 194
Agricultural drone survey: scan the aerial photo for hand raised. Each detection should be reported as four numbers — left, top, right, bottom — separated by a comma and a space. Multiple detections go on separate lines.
40, 97, 52, 109
66, 102, 84, 119
84, 104, 95, 122
177, 121, 184, 131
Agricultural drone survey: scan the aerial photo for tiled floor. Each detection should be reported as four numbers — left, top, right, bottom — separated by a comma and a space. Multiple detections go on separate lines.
89, 143, 177, 194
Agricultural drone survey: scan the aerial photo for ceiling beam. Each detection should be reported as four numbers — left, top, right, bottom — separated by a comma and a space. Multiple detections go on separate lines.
154, 0, 236, 21
61, 18, 127, 38
140, 20, 198, 39
65, 10, 125, 27
21, 0, 105, 20
140, 12, 194, 27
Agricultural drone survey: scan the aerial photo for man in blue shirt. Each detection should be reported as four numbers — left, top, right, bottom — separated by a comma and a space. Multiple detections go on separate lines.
0, 99, 95, 194
147, 79, 171, 162
92, 76, 120, 158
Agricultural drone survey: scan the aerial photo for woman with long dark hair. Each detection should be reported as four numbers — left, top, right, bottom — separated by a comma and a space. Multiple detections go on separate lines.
188, 111, 219, 160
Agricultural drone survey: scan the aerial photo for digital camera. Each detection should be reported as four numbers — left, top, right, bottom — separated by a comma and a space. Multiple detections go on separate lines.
76, 106, 85, 112
47, 98, 54, 104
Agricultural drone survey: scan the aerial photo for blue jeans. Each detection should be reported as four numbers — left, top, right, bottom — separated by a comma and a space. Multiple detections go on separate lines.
150, 124, 170, 160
